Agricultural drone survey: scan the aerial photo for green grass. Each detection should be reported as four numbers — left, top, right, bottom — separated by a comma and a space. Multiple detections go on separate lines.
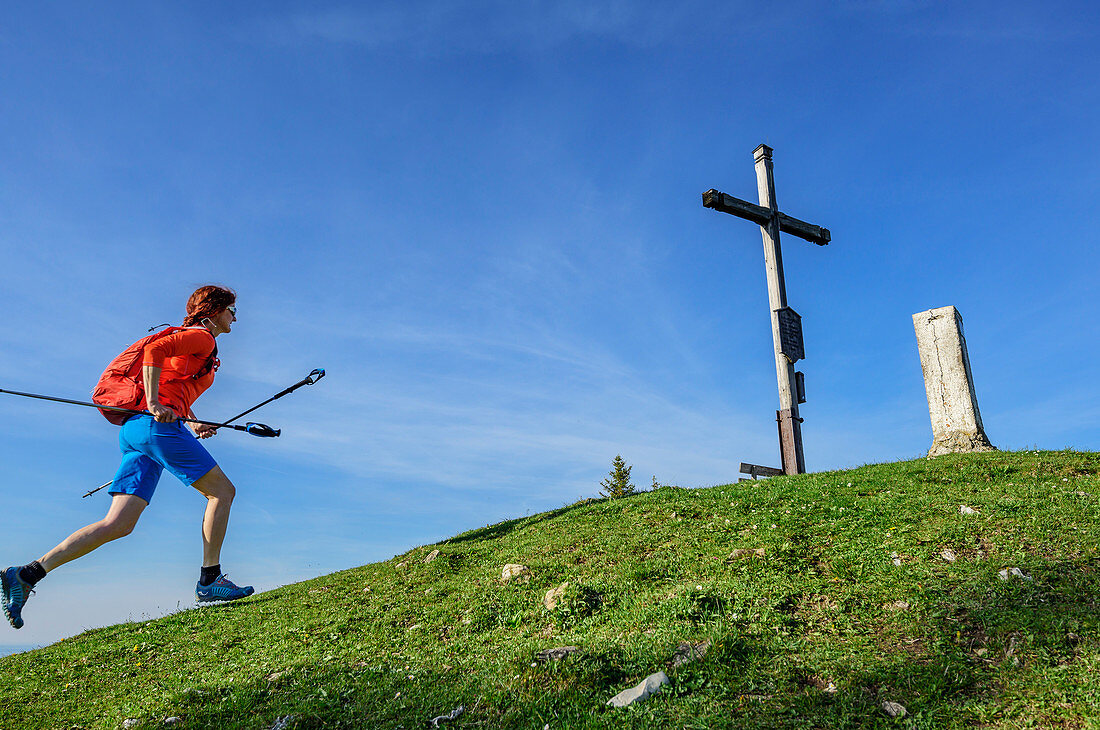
3, 449, 1100, 729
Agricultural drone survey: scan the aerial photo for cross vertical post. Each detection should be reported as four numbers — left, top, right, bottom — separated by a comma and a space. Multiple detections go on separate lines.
754, 144, 805, 475
702, 144, 830, 476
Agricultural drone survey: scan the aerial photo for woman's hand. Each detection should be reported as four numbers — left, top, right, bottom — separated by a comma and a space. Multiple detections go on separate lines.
148, 402, 178, 422
194, 424, 219, 439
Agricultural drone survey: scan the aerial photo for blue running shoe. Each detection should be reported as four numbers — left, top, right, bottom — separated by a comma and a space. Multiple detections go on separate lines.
196, 574, 254, 603
2, 566, 34, 630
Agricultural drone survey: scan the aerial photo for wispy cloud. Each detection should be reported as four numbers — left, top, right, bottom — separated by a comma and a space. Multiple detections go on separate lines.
228, 319, 770, 500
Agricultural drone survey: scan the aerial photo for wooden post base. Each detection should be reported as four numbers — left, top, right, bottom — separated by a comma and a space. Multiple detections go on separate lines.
776, 409, 806, 475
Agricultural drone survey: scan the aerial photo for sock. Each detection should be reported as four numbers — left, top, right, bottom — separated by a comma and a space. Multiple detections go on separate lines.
199, 564, 221, 587
19, 561, 46, 587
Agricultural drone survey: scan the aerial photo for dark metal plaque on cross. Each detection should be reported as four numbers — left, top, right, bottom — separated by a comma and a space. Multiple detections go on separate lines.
776, 306, 804, 363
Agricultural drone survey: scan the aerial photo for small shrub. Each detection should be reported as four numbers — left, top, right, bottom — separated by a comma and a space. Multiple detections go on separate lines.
600, 455, 636, 498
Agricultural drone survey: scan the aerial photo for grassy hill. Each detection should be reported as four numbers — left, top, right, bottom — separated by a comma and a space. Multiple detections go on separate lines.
2, 450, 1099, 729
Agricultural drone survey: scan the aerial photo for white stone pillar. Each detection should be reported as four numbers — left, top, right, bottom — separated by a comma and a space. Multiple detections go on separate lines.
912, 306, 996, 457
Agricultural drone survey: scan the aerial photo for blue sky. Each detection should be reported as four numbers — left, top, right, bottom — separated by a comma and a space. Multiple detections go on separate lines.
2, 1, 1098, 651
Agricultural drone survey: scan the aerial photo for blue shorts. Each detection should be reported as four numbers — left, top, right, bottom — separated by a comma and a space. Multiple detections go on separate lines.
108, 415, 218, 504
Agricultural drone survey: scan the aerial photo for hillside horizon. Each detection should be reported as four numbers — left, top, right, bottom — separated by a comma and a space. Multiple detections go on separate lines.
3, 449, 1098, 728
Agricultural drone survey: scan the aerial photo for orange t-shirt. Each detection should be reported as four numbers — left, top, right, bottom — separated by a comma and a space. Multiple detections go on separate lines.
140, 328, 219, 417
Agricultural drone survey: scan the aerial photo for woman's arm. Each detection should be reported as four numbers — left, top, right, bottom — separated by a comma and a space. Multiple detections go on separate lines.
142, 365, 177, 422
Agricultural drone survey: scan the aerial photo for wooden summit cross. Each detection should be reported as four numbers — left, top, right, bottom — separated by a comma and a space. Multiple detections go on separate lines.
703, 144, 830, 475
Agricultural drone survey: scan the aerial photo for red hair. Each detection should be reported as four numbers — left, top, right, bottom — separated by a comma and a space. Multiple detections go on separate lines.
183, 285, 236, 327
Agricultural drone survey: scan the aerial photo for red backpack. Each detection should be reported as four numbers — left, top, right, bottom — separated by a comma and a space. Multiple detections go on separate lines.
91, 326, 191, 424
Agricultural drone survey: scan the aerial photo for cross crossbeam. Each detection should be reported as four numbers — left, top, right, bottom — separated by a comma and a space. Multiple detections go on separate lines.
702, 190, 831, 246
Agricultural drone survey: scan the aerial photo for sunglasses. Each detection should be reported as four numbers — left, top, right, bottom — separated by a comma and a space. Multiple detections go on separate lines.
227, 306, 237, 316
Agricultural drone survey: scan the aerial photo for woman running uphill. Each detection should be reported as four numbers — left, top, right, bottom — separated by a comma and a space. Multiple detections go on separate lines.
3, 285, 253, 630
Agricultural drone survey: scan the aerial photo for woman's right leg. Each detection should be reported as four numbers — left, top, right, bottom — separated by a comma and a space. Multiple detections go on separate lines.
190, 466, 235, 569
39, 494, 148, 572
190, 466, 253, 602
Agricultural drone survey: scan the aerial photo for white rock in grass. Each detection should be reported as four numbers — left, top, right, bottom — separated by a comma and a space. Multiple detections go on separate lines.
424, 550, 441, 564
959, 505, 979, 515
501, 564, 529, 583
429, 705, 464, 727
536, 646, 579, 662
164, 719, 183, 726
269, 717, 295, 730
998, 567, 1032, 582
882, 701, 907, 717
544, 583, 568, 610
607, 671, 670, 707
122, 721, 140, 730
942, 549, 957, 562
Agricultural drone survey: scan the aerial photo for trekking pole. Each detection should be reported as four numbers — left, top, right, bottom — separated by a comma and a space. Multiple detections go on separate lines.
79, 368, 325, 498
83, 480, 115, 499
1, 387, 280, 500
223, 368, 325, 424
0, 387, 281, 436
